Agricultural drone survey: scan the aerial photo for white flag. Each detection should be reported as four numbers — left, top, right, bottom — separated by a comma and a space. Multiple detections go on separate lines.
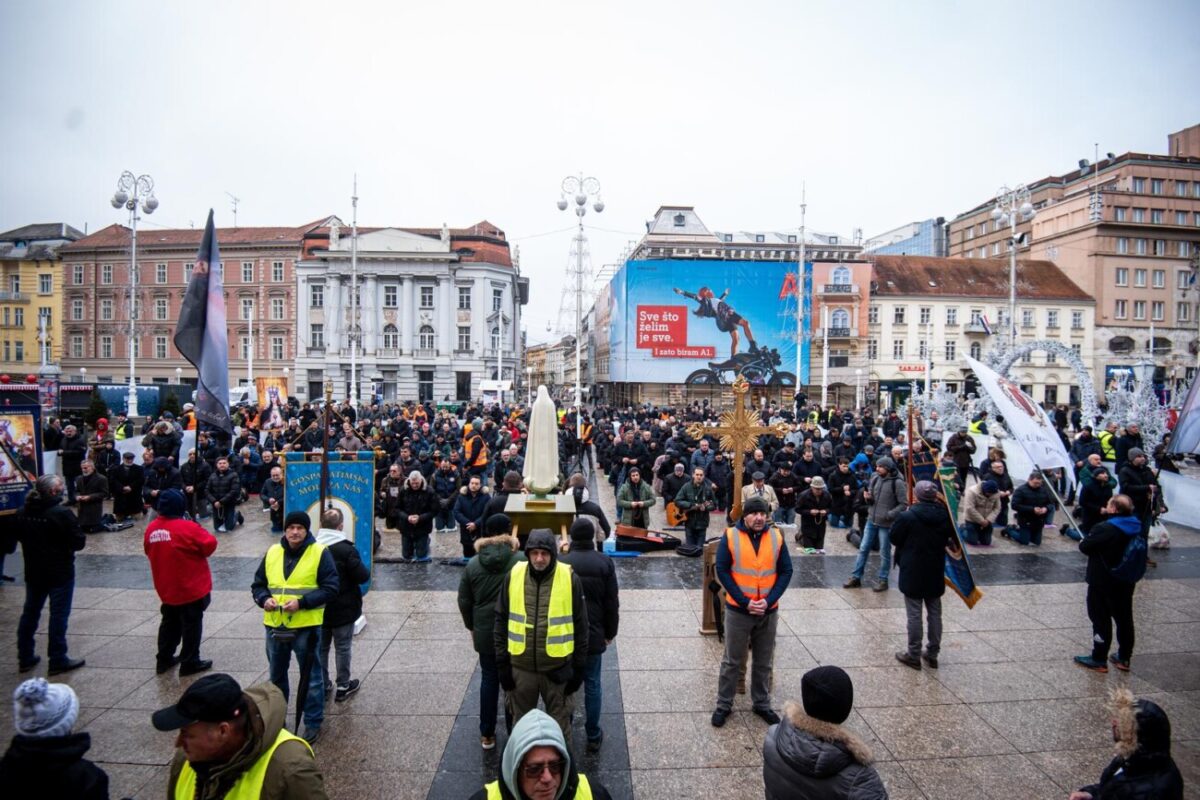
964, 356, 1074, 487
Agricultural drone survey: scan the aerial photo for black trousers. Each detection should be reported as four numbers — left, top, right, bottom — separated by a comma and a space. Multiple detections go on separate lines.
1087, 581, 1135, 662
158, 593, 211, 668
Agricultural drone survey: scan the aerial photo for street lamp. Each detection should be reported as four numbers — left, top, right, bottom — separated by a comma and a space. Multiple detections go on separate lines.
991, 184, 1035, 349
79, 367, 86, 385
526, 365, 533, 405
174, 367, 182, 384
557, 173, 603, 439
111, 171, 159, 418
855, 368, 863, 410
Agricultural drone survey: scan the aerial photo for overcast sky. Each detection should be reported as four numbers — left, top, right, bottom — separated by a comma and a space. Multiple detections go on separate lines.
2, 0, 1197, 344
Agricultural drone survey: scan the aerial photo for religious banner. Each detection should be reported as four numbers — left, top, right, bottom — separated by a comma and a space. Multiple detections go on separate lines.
964, 356, 1074, 488
0, 404, 42, 480
936, 463, 983, 609
284, 451, 375, 591
0, 438, 35, 514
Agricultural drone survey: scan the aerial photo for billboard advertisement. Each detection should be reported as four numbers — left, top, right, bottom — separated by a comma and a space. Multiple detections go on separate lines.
608, 259, 810, 386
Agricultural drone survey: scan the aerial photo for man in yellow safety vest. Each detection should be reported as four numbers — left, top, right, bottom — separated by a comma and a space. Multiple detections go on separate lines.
155, 673, 328, 799
493, 529, 588, 744
468, 709, 611, 800
250, 511, 338, 745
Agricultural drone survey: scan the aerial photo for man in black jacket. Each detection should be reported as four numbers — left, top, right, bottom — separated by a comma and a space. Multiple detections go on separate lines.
12, 476, 86, 674
1074, 494, 1144, 673
1009, 471, 1054, 546
891, 481, 959, 670
1117, 448, 1159, 535
206, 456, 242, 533
314, 508, 371, 702
58, 425, 86, 505
561, 518, 619, 753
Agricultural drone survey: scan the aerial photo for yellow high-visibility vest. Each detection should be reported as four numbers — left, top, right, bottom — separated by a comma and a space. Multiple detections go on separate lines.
262, 542, 326, 629
969, 420, 985, 435
506, 561, 574, 657
486, 774, 593, 799
174, 727, 311, 800
1098, 430, 1116, 460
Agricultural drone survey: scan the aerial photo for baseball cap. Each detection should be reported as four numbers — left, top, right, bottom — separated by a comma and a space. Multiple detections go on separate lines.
151, 674, 245, 731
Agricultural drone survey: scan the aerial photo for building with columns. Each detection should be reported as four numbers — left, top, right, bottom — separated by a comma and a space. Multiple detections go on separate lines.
294, 221, 527, 404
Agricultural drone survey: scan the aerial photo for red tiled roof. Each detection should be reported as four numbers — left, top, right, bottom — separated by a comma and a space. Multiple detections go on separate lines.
61, 223, 308, 253
868, 255, 1091, 301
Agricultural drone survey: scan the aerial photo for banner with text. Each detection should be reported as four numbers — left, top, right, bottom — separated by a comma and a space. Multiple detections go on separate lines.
284, 452, 375, 592
608, 259, 809, 386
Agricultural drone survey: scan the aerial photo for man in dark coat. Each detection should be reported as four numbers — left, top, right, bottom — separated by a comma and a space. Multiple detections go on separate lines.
315, 508, 371, 702
1074, 493, 1145, 674
1114, 422, 1144, 476
179, 448, 212, 520
1117, 448, 1159, 534
1010, 470, 1054, 546
674, 467, 718, 548
452, 475, 491, 564
705, 452, 733, 513
143, 456, 183, 518
12, 475, 86, 674
397, 470, 438, 562
561, 517, 620, 753
944, 424, 976, 490
58, 424, 87, 505
205, 456, 242, 533
1078, 467, 1114, 533
890, 481, 959, 670
794, 477, 831, 551
109, 450, 145, 521
73, 461, 108, 533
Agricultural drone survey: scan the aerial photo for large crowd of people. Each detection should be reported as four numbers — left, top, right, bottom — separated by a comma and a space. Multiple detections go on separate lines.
0, 391, 1187, 798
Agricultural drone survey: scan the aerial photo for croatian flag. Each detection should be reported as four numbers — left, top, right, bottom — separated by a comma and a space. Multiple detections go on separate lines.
173, 210, 232, 433
980, 315, 993, 336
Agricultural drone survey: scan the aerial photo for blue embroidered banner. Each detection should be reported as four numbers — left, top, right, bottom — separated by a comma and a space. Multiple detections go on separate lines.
284, 452, 375, 592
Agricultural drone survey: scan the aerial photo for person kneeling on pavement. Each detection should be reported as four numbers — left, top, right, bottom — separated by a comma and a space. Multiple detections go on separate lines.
493, 529, 589, 745
468, 708, 612, 800
960, 480, 1001, 546
154, 673, 329, 799
314, 507, 370, 703
762, 666, 887, 800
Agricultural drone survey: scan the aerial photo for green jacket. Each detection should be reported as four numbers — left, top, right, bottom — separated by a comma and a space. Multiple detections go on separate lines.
616, 480, 655, 525
458, 534, 524, 653
167, 683, 328, 800
674, 479, 716, 531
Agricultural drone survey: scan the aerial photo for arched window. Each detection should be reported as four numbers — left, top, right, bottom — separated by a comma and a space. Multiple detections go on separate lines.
830, 308, 850, 329
491, 326, 501, 352
382, 324, 398, 349
419, 325, 435, 350
831, 266, 851, 285
970, 341, 982, 359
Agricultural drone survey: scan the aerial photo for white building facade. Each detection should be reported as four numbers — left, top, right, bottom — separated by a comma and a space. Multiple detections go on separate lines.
295, 222, 527, 404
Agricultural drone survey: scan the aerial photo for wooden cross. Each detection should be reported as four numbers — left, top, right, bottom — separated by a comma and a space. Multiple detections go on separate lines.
686, 376, 790, 520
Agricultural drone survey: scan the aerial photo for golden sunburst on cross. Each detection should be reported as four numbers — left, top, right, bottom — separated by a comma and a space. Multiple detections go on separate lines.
686, 376, 789, 520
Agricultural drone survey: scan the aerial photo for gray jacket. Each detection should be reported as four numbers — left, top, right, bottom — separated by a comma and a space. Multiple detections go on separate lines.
763, 701, 888, 800
867, 460, 907, 527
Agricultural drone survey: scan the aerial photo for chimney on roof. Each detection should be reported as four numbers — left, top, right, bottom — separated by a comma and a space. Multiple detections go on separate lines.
329, 219, 340, 249
441, 223, 450, 244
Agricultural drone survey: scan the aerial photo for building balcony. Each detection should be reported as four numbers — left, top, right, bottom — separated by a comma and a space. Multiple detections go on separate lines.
377, 348, 399, 359
964, 322, 989, 334
0, 292, 29, 303
414, 348, 437, 359
307, 346, 325, 356
817, 327, 852, 339
819, 283, 859, 296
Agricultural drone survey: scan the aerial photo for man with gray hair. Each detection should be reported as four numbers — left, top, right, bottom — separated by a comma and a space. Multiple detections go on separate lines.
12, 475, 87, 674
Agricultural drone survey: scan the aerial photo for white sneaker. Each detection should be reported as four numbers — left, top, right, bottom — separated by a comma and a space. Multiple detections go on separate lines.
216, 527, 227, 533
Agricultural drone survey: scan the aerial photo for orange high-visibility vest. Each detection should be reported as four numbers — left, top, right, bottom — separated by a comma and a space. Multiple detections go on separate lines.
724, 525, 782, 609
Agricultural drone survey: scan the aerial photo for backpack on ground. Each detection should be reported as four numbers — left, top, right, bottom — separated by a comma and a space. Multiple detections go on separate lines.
1110, 532, 1148, 583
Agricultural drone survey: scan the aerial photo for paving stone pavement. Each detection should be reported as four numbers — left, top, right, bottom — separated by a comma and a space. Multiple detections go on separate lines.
1, 480, 1199, 799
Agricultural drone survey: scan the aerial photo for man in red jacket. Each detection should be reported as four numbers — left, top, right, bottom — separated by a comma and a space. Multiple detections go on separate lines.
144, 489, 218, 676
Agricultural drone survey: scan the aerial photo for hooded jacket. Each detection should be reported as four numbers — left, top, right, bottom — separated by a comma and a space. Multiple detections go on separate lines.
890, 499, 957, 599
0, 731, 108, 800
458, 533, 525, 654
466, 709, 612, 800
763, 701, 887, 800
14, 491, 85, 586
143, 458, 183, 505
453, 484, 492, 532
1080, 515, 1144, 586
1077, 689, 1183, 800
492, 530, 589, 677
166, 683, 329, 800
866, 458, 907, 526
145, 514, 217, 605
560, 523, 620, 656
314, 527, 370, 628
396, 476, 439, 536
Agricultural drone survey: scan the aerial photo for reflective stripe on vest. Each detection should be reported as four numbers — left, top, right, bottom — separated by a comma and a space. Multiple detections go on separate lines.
485, 774, 593, 800
507, 560, 575, 657
174, 727, 312, 800
1098, 431, 1116, 459
262, 542, 326, 628
470, 436, 489, 468
724, 525, 782, 609
969, 420, 984, 434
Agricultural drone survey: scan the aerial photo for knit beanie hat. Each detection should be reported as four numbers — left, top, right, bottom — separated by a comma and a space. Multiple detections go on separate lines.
569, 517, 597, 541
742, 496, 771, 516
13, 678, 78, 738
981, 480, 999, 495
485, 513, 512, 535
801, 666, 853, 724
1127, 447, 1145, 460
914, 480, 940, 502
157, 488, 186, 518
283, 510, 311, 531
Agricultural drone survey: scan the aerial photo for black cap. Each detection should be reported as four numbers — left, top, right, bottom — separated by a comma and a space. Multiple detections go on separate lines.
801, 665, 854, 724
151, 674, 245, 731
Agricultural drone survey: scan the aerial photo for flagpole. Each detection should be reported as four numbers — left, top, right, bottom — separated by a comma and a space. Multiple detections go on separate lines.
350, 176, 359, 408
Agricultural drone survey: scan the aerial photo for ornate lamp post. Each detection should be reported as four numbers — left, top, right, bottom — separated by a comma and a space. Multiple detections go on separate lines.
991, 185, 1035, 349
557, 174, 603, 438
111, 171, 159, 417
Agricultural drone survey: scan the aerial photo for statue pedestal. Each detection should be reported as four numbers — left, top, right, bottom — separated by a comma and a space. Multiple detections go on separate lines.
504, 494, 577, 552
